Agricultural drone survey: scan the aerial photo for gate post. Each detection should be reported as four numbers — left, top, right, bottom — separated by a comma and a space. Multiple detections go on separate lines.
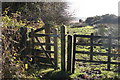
61, 25, 66, 71
67, 35, 73, 74
72, 35, 76, 73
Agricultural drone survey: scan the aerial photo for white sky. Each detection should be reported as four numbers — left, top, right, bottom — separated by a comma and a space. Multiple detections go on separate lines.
67, 0, 120, 18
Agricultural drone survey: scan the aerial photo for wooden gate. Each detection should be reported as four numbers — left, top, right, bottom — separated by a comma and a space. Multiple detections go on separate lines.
29, 26, 59, 68
67, 33, 120, 73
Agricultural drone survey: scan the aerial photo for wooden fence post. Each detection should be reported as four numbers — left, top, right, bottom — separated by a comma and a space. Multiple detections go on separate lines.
53, 29, 58, 69
72, 35, 76, 73
31, 29, 34, 54
31, 29, 35, 64
67, 35, 73, 74
61, 25, 66, 71
19, 27, 27, 49
107, 34, 111, 70
90, 33, 94, 61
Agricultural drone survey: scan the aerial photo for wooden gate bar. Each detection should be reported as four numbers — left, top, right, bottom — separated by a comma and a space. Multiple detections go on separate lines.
90, 33, 93, 61
107, 34, 112, 70
75, 51, 120, 56
35, 37, 54, 66
54, 29, 58, 69
75, 59, 120, 64
45, 24, 51, 57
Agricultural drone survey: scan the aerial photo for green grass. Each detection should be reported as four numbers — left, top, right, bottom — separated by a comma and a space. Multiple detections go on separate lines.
67, 26, 95, 35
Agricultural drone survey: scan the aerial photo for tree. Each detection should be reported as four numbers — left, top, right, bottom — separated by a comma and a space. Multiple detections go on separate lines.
2, 2, 72, 25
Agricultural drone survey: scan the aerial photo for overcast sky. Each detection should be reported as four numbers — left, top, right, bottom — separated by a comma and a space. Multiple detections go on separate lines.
67, 0, 119, 18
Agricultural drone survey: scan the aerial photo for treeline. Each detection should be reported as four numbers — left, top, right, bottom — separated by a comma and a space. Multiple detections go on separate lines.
2, 2, 72, 26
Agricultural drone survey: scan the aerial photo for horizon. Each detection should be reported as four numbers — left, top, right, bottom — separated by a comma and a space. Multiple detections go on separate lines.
67, 0, 119, 19
71, 14, 118, 22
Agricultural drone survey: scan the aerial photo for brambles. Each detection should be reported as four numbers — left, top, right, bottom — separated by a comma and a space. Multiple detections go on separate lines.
2, 10, 34, 79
